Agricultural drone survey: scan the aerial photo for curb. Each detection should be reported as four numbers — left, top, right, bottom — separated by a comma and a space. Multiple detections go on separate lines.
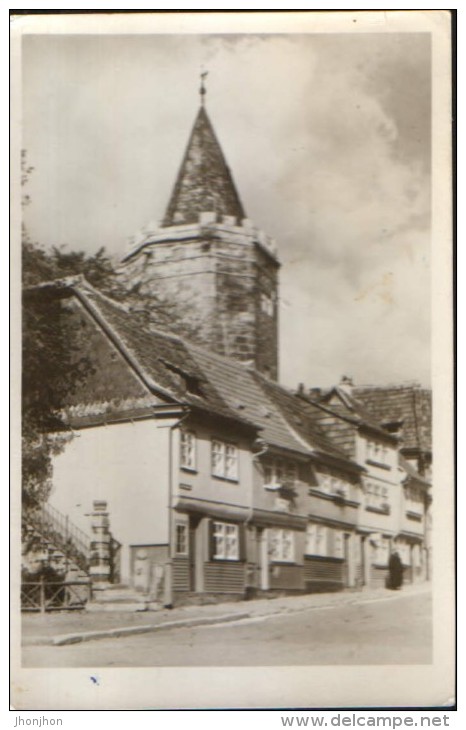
29, 611, 252, 647
23, 584, 431, 648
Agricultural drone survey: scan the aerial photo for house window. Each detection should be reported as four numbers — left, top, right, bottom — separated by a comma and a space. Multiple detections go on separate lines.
260, 292, 274, 316
315, 525, 327, 556
305, 524, 316, 555
317, 470, 349, 498
305, 524, 328, 557
365, 481, 389, 510
211, 440, 238, 481
225, 444, 238, 480
405, 486, 423, 516
263, 457, 297, 488
269, 528, 295, 562
212, 521, 239, 560
175, 523, 188, 555
334, 531, 345, 559
374, 537, 390, 565
366, 439, 391, 466
180, 430, 196, 471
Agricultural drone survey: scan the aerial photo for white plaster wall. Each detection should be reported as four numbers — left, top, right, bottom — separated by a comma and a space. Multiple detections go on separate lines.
50, 418, 172, 581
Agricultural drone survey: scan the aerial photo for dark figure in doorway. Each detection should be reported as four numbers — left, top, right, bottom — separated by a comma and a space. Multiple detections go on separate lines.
387, 551, 404, 590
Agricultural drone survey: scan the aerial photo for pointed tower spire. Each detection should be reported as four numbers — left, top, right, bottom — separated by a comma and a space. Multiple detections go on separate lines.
161, 84, 246, 228
199, 69, 208, 106
122, 83, 279, 379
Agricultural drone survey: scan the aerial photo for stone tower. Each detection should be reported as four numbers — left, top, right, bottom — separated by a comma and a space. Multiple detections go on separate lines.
121, 91, 280, 379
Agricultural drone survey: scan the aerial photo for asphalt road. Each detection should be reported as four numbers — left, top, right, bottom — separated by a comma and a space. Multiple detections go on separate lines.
22, 591, 431, 667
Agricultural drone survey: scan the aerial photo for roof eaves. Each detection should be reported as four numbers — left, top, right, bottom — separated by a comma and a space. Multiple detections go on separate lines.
311, 451, 366, 474
187, 401, 258, 434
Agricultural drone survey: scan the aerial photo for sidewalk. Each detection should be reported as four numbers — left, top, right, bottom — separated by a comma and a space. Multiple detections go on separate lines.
22, 581, 431, 647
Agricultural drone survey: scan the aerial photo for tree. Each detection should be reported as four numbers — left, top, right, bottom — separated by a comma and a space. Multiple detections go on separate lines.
21, 239, 126, 512
22, 287, 91, 512
21, 152, 191, 514
21, 153, 99, 514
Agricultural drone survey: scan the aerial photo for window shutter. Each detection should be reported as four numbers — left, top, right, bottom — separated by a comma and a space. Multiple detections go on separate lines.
208, 520, 216, 561
239, 524, 246, 561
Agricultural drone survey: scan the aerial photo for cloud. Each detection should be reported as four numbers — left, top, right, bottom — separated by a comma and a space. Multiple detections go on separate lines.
22, 32, 431, 388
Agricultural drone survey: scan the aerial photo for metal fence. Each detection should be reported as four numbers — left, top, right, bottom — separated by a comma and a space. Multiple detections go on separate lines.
21, 577, 91, 612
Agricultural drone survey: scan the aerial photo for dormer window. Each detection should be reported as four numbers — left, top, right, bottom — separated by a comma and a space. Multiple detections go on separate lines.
162, 360, 204, 398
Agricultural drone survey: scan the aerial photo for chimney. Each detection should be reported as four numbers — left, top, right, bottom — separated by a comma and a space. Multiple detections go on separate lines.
339, 375, 354, 396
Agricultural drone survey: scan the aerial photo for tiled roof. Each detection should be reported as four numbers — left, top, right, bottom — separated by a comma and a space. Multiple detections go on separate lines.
188, 345, 359, 466
26, 278, 255, 429
79, 284, 258, 427
25, 278, 371, 471
314, 387, 399, 442
252, 374, 359, 468
186, 343, 310, 456
162, 106, 246, 227
354, 385, 432, 453
295, 393, 358, 459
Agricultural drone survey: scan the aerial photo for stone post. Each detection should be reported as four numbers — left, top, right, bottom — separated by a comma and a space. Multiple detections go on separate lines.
89, 500, 111, 589
345, 533, 356, 588
163, 560, 173, 608
363, 536, 371, 588
260, 529, 269, 591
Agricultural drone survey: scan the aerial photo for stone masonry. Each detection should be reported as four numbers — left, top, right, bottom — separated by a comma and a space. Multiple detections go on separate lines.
120, 103, 281, 380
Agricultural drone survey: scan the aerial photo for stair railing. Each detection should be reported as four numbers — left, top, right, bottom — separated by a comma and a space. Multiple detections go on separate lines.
41, 503, 91, 559
27, 503, 91, 573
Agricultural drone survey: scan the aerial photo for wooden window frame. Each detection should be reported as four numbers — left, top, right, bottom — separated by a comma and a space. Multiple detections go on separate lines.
180, 429, 197, 472
211, 521, 240, 561
175, 522, 189, 556
211, 439, 239, 482
269, 528, 295, 563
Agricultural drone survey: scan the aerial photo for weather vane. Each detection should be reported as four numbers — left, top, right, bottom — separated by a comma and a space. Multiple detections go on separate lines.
200, 69, 208, 105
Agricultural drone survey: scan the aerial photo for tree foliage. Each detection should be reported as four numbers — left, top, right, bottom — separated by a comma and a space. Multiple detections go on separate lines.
22, 287, 90, 510
21, 152, 124, 513
21, 151, 194, 514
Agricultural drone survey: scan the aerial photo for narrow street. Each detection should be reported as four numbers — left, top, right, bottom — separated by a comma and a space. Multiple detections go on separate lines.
23, 590, 431, 667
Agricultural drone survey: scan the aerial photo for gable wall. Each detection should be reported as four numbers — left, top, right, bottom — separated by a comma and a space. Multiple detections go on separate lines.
50, 418, 174, 581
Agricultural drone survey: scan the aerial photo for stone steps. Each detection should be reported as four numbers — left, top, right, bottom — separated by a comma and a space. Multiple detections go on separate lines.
88, 584, 161, 612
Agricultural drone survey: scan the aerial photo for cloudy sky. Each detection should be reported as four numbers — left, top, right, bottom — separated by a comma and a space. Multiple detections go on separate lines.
22, 31, 431, 389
